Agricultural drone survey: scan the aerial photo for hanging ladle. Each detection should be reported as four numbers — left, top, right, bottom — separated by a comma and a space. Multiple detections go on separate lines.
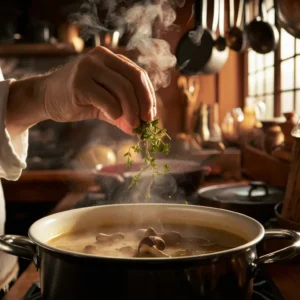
215, 0, 227, 51
175, 0, 228, 75
226, 0, 247, 52
245, 0, 279, 54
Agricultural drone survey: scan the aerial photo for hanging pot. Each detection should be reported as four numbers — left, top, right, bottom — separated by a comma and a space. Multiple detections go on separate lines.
197, 181, 284, 223
276, 0, 300, 38
176, 0, 228, 75
245, 0, 279, 54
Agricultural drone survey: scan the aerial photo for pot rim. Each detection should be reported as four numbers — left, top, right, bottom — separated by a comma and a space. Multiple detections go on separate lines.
28, 203, 265, 262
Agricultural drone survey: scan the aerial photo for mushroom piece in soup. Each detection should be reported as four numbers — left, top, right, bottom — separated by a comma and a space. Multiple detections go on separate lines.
47, 224, 247, 258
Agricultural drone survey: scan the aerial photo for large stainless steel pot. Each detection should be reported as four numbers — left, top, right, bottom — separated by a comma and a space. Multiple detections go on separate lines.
1, 204, 300, 300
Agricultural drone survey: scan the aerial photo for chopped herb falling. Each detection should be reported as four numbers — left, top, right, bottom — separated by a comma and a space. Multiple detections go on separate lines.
124, 119, 171, 197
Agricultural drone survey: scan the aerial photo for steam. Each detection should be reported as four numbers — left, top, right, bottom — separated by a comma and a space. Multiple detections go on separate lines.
70, 0, 188, 205
70, 0, 185, 90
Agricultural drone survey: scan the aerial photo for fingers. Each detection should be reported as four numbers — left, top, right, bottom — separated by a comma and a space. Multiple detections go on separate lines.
117, 54, 157, 120
91, 63, 140, 128
91, 47, 155, 122
86, 81, 122, 121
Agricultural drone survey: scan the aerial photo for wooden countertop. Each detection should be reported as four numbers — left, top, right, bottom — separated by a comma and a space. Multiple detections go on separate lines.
3, 186, 300, 300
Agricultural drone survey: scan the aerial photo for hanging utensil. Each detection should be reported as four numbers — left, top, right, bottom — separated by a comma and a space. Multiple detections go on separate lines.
245, 0, 279, 54
276, 0, 300, 39
215, 0, 227, 51
199, 103, 210, 142
176, 0, 228, 75
210, 74, 222, 140
178, 76, 200, 135
226, 0, 247, 52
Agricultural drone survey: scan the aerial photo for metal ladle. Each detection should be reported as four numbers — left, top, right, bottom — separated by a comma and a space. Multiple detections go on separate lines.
215, 0, 227, 51
226, 0, 247, 52
245, 0, 279, 54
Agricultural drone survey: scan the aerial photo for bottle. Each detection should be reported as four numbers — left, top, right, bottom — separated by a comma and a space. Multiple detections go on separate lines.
199, 103, 210, 142
280, 112, 296, 151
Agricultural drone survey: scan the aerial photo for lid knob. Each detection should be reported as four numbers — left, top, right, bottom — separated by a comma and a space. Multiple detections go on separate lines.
248, 181, 269, 198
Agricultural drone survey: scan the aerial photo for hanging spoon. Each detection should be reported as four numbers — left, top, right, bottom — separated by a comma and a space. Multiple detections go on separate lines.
226, 0, 247, 52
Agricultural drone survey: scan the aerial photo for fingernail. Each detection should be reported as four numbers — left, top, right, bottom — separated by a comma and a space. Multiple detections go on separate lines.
152, 107, 157, 118
104, 112, 113, 121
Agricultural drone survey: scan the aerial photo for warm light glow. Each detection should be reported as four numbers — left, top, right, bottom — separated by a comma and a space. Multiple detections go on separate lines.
44, 28, 50, 41
188, 85, 195, 93
14, 33, 21, 40
94, 34, 101, 46
72, 37, 84, 52
96, 164, 103, 171
111, 31, 120, 48
105, 34, 111, 46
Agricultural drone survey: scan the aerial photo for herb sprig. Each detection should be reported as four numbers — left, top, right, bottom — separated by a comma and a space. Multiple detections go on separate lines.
124, 119, 171, 196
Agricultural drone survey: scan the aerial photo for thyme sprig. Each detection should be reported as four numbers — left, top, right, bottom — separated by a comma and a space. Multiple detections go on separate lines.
124, 119, 171, 195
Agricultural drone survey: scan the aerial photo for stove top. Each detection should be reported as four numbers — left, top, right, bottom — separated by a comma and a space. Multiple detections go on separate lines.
23, 272, 284, 300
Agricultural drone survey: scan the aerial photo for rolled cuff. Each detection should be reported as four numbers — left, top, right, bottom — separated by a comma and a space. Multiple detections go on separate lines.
0, 79, 28, 181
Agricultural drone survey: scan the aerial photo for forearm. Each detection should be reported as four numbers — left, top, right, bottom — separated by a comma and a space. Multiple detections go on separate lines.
6, 76, 49, 136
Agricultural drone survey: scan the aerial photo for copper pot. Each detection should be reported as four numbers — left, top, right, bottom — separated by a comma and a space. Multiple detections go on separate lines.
276, 0, 300, 38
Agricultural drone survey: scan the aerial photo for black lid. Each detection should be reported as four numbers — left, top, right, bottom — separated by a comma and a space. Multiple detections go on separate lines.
198, 181, 284, 206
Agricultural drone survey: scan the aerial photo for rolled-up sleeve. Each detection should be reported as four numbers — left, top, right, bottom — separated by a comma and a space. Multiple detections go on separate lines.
0, 70, 28, 180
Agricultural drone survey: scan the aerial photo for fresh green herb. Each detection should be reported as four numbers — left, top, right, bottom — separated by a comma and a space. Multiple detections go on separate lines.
184, 200, 188, 205
124, 119, 171, 196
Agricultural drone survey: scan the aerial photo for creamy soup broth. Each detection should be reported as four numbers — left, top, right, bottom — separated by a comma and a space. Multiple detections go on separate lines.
47, 224, 247, 258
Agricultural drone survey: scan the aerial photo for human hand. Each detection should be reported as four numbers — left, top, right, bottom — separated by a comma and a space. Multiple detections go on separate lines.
6, 47, 156, 136
44, 47, 156, 134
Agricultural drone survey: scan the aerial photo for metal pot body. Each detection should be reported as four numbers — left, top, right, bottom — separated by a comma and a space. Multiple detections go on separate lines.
1, 204, 300, 300
38, 245, 254, 300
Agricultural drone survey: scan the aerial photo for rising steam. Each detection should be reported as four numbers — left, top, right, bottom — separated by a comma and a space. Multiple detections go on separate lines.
70, 0, 187, 204
70, 0, 185, 90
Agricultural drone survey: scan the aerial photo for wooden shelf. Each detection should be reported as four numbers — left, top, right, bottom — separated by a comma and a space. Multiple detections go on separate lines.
0, 43, 137, 60
0, 43, 133, 57
0, 43, 80, 57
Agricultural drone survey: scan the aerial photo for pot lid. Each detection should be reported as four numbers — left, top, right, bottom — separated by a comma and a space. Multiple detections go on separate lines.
198, 181, 284, 205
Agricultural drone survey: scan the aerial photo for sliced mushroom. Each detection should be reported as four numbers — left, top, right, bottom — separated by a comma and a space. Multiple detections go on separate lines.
138, 244, 170, 257
96, 232, 125, 243
83, 245, 97, 254
135, 227, 158, 239
146, 227, 157, 237
136, 235, 169, 257
160, 231, 182, 246
138, 236, 166, 251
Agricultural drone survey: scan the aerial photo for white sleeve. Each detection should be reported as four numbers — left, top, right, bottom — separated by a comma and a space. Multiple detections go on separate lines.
0, 70, 29, 181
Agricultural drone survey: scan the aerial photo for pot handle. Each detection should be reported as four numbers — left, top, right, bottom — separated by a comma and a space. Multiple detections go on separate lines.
254, 229, 300, 266
0, 235, 36, 260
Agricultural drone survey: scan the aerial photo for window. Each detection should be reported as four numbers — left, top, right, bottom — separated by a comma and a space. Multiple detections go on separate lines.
280, 29, 300, 115
247, 0, 300, 119
247, 1, 275, 118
